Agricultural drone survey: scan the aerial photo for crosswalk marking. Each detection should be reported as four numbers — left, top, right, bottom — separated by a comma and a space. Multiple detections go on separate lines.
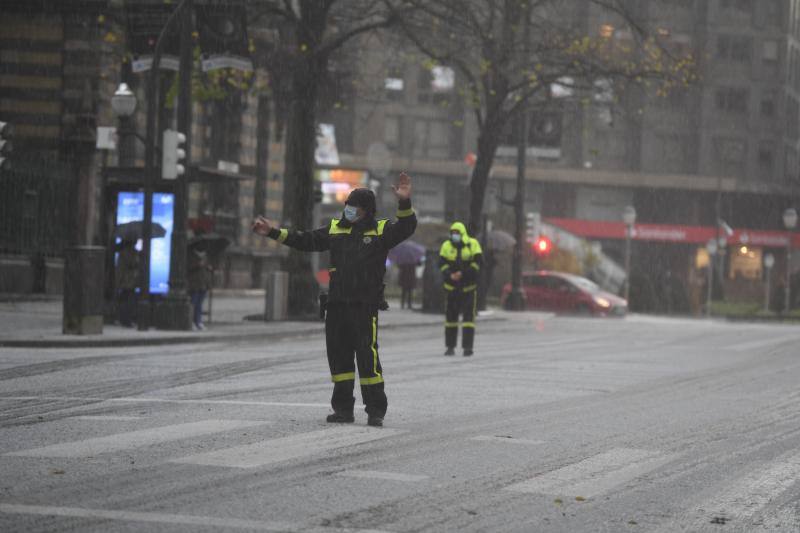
505, 448, 675, 498
668, 451, 800, 530
172, 427, 404, 469
470, 435, 544, 446
72, 415, 143, 421
337, 470, 428, 482
4, 420, 267, 458
0, 395, 329, 408
0, 503, 391, 533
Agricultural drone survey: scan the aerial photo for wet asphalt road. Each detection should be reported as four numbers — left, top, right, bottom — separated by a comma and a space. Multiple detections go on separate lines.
2, 313, 800, 532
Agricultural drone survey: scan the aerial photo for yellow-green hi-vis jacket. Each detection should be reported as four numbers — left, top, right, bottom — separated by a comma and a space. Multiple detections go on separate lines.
439, 221, 483, 292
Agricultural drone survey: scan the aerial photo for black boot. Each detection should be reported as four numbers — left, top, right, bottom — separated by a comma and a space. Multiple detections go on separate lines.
326, 411, 355, 423
444, 347, 455, 356
463, 349, 473, 356
367, 415, 383, 427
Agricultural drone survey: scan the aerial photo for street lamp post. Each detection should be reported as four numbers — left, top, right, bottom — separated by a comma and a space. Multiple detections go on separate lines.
111, 83, 137, 167
706, 238, 718, 317
783, 207, 797, 314
764, 253, 775, 313
622, 205, 636, 305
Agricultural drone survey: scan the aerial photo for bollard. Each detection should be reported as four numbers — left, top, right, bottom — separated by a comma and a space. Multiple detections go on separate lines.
63, 246, 105, 335
421, 249, 444, 314
264, 270, 289, 321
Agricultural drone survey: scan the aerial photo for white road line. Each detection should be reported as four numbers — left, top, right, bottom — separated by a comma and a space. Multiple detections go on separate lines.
0, 395, 329, 408
172, 426, 404, 469
337, 470, 429, 482
4, 419, 267, 458
505, 448, 676, 498
72, 415, 143, 421
728, 334, 800, 353
470, 435, 544, 446
0, 503, 391, 533
670, 451, 800, 530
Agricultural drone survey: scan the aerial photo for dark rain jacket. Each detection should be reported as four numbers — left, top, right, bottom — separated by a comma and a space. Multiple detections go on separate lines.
268, 199, 417, 305
439, 221, 483, 293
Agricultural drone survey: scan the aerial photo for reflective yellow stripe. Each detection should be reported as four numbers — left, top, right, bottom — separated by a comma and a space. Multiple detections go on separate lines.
443, 283, 454, 291
397, 208, 414, 218
331, 372, 355, 382
440, 264, 449, 271
360, 375, 384, 385
462, 322, 476, 328
470, 262, 480, 270
363, 315, 382, 385
277, 229, 288, 243
462, 284, 477, 292
361, 219, 388, 236
329, 219, 352, 234
329, 267, 337, 272
444, 322, 459, 327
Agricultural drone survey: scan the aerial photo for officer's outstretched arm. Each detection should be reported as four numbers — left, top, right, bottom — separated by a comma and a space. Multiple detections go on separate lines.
267, 225, 331, 252
382, 198, 417, 249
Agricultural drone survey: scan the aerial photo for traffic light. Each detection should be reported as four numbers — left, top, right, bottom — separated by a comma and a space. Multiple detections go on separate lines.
0, 121, 12, 171
161, 129, 186, 180
533, 235, 552, 257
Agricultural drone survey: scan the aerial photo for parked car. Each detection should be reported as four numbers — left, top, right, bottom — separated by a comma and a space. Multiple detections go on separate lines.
500, 271, 627, 316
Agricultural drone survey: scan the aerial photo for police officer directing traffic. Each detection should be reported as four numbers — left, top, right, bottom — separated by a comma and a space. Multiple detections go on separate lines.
251, 173, 416, 427
440, 222, 483, 356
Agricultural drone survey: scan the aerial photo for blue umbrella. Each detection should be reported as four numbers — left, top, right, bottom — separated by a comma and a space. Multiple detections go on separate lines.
388, 240, 426, 265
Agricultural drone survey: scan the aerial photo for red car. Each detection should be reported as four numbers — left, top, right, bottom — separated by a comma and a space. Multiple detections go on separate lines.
500, 271, 627, 316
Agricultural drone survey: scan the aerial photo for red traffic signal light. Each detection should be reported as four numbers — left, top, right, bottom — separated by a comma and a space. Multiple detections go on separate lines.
533, 236, 552, 256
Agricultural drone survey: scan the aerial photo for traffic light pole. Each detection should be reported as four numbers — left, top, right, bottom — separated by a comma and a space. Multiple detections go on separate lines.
138, 0, 189, 330
158, 0, 193, 330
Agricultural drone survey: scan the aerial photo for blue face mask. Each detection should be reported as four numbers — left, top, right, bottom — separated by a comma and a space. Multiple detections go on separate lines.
343, 205, 360, 222
451, 233, 462, 243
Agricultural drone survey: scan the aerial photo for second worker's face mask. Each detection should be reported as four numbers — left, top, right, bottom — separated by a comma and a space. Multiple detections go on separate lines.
343, 204, 361, 222
450, 233, 462, 243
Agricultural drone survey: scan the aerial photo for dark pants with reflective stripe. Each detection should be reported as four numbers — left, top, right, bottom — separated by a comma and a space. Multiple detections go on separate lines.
445, 289, 477, 349
325, 303, 387, 418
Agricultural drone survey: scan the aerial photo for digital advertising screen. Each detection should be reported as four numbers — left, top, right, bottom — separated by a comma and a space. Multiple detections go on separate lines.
115, 191, 174, 295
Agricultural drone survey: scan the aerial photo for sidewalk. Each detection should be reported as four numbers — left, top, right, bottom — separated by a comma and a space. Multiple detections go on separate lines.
0, 291, 501, 348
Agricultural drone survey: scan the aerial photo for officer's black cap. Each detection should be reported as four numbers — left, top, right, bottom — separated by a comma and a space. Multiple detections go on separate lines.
346, 188, 376, 215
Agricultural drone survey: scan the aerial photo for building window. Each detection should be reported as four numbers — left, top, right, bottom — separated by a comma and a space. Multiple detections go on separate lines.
785, 147, 798, 181
385, 65, 404, 102
715, 87, 749, 114
384, 115, 401, 151
764, 0, 781, 26
715, 138, 747, 163
717, 34, 752, 62
763, 40, 779, 64
412, 118, 450, 159
418, 65, 455, 105
760, 91, 776, 117
758, 141, 775, 179
720, 0, 753, 14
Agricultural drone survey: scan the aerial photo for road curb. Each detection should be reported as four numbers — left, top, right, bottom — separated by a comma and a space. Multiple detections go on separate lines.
0, 316, 505, 349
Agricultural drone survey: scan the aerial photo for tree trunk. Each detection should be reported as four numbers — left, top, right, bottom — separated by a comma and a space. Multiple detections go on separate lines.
282, 57, 321, 317
467, 122, 502, 235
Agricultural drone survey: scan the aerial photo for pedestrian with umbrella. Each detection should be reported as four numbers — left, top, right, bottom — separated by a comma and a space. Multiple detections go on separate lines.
115, 239, 140, 327
389, 240, 425, 309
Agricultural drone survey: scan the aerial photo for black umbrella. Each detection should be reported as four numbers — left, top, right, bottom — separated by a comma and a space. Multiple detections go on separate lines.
188, 233, 231, 256
114, 221, 167, 241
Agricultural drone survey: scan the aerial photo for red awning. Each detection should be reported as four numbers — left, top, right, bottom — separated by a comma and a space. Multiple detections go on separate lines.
545, 217, 800, 249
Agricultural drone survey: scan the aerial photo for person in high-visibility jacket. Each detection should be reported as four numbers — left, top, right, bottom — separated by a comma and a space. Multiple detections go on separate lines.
252, 173, 416, 427
439, 222, 483, 356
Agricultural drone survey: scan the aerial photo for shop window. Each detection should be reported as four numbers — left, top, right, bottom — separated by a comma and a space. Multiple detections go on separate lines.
412, 118, 450, 159
729, 245, 762, 280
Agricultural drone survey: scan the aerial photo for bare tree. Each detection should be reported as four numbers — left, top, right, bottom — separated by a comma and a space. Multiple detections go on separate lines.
247, 0, 406, 316
390, 0, 696, 234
